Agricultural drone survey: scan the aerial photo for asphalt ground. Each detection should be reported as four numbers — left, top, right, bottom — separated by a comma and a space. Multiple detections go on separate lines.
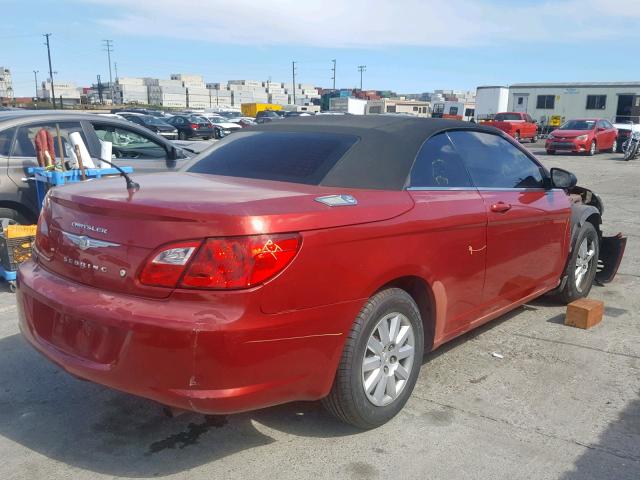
0, 143, 638, 480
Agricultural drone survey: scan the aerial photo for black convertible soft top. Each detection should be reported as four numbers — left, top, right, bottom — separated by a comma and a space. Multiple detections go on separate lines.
251, 115, 498, 190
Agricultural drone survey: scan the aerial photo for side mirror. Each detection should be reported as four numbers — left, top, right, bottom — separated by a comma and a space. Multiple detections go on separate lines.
550, 167, 577, 189
168, 145, 185, 160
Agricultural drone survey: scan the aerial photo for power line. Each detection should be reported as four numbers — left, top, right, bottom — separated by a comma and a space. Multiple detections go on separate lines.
43, 33, 56, 109
331, 59, 336, 90
358, 65, 366, 91
102, 39, 115, 103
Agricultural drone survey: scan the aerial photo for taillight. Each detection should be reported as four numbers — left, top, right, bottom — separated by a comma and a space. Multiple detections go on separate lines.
139, 240, 201, 287
190, 123, 199, 129
35, 214, 53, 260
139, 234, 300, 290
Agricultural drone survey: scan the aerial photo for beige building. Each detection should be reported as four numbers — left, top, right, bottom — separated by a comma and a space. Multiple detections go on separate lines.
506, 82, 640, 125
366, 98, 431, 116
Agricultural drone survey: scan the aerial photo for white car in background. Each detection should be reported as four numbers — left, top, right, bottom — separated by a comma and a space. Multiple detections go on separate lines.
199, 113, 243, 132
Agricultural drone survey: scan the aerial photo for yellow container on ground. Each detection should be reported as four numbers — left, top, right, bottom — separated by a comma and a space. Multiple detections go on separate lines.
241, 103, 283, 118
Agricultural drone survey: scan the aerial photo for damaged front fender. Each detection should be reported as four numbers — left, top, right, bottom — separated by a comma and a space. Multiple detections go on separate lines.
568, 185, 626, 284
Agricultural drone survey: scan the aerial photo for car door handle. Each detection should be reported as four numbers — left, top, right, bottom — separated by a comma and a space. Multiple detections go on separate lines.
490, 202, 512, 213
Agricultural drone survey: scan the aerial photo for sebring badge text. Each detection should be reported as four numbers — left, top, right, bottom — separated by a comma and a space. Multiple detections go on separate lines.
63, 256, 108, 273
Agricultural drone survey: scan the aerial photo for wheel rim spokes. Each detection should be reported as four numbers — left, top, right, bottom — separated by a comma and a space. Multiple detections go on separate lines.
362, 312, 415, 407
575, 237, 595, 292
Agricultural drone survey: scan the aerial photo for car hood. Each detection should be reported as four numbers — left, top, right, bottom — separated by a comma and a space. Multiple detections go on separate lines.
551, 129, 593, 138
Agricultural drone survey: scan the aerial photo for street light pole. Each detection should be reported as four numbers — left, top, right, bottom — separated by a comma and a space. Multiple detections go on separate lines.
43, 33, 56, 109
331, 59, 336, 90
33, 70, 39, 100
358, 65, 366, 91
292, 61, 297, 105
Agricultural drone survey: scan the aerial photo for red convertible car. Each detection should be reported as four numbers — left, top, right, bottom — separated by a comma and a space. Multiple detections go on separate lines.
18, 116, 625, 428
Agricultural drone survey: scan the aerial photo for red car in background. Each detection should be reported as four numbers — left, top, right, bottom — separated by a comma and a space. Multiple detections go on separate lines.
546, 118, 618, 155
17, 117, 626, 429
483, 112, 538, 143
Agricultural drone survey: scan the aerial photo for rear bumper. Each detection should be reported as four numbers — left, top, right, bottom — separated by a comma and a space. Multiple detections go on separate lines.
17, 261, 362, 414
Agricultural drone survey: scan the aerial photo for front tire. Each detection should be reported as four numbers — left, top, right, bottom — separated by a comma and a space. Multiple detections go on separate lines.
558, 222, 599, 304
514, 131, 521, 142
531, 133, 538, 143
587, 140, 597, 156
322, 288, 424, 429
546, 149, 555, 155
178, 130, 187, 140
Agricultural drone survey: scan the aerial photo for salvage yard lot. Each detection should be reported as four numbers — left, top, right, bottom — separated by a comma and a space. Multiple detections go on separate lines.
0, 145, 638, 480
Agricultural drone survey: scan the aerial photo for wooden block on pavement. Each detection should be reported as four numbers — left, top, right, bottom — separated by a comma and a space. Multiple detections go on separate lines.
565, 298, 604, 329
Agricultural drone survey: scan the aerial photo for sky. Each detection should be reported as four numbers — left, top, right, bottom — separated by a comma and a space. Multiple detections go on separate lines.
2, 0, 640, 97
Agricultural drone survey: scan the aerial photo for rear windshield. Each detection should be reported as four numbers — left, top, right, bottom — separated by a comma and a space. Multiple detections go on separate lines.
494, 113, 522, 121
186, 131, 358, 185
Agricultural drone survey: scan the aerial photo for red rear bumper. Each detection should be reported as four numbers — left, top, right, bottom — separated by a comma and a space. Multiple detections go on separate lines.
17, 260, 362, 414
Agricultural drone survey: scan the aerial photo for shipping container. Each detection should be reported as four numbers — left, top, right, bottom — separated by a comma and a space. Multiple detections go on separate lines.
240, 103, 283, 117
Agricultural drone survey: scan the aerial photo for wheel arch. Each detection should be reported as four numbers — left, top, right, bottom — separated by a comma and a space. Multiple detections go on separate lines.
375, 275, 436, 352
570, 204, 602, 251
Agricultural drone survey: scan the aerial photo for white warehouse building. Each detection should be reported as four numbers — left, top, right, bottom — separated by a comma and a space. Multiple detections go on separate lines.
505, 82, 640, 125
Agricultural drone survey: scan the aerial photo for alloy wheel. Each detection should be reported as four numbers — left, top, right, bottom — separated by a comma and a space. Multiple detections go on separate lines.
590, 141, 596, 155
361, 312, 415, 407
575, 236, 596, 292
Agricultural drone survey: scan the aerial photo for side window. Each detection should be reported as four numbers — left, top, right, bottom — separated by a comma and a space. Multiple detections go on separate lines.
596, 120, 606, 129
92, 124, 167, 159
409, 133, 472, 188
604, 120, 614, 129
12, 122, 86, 158
448, 131, 545, 189
0, 127, 16, 156
174, 117, 185, 125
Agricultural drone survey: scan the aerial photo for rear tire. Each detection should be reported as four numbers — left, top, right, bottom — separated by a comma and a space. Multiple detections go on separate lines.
546, 149, 555, 155
0, 208, 28, 225
608, 138, 617, 153
322, 288, 424, 429
531, 134, 538, 143
514, 131, 521, 142
558, 222, 599, 304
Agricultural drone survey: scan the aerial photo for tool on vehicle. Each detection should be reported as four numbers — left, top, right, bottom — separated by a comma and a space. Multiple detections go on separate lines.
73, 144, 87, 181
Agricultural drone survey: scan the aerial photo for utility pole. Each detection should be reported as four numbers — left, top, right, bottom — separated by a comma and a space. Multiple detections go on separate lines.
43, 33, 56, 109
102, 40, 115, 103
292, 61, 297, 105
358, 65, 366, 91
331, 59, 336, 90
33, 70, 39, 100
97, 74, 104, 104
114, 62, 118, 80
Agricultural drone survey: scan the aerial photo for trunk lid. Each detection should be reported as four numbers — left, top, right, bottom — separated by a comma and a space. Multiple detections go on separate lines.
38, 172, 413, 297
